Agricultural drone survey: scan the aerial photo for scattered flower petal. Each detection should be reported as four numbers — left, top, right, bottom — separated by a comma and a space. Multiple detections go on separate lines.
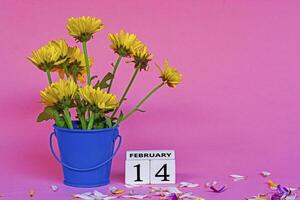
124, 184, 141, 188
285, 194, 297, 200
29, 190, 35, 197
205, 181, 226, 193
267, 180, 279, 190
229, 174, 247, 182
166, 187, 182, 194
179, 192, 199, 199
102, 197, 118, 200
122, 194, 148, 199
152, 191, 171, 198
179, 182, 199, 188
246, 194, 268, 200
270, 184, 297, 200
109, 186, 124, 195
260, 171, 271, 177
168, 193, 178, 200
210, 185, 226, 193
288, 187, 299, 192
205, 181, 217, 188
51, 185, 59, 192
73, 194, 95, 200
92, 190, 108, 199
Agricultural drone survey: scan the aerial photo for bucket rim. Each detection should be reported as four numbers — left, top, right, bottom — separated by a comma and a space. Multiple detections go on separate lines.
53, 121, 119, 134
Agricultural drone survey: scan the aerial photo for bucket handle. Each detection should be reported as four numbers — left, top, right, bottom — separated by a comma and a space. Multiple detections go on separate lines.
50, 132, 122, 172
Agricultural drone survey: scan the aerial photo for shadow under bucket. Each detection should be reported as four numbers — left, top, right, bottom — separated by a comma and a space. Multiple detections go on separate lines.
50, 121, 121, 188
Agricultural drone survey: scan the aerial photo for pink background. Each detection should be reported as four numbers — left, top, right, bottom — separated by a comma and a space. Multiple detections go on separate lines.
1, 0, 300, 199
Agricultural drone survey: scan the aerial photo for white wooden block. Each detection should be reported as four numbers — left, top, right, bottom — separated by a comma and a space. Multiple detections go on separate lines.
126, 150, 175, 160
125, 160, 150, 185
150, 159, 176, 184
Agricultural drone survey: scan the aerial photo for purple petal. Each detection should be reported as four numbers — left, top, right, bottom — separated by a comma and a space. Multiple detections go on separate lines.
169, 193, 178, 200
210, 186, 226, 193
271, 193, 282, 200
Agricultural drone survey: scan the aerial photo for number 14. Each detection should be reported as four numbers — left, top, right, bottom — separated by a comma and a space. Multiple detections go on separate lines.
134, 163, 170, 182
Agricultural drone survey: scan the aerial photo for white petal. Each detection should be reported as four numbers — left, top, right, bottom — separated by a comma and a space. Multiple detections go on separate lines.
50, 185, 59, 192
179, 182, 199, 188
73, 194, 95, 200
229, 174, 247, 181
122, 194, 148, 199
166, 187, 182, 194
260, 171, 271, 177
93, 190, 108, 199
124, 184, 141, 188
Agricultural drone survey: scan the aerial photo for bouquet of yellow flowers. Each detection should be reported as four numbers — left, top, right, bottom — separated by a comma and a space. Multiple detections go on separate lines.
28, 16, 182, 130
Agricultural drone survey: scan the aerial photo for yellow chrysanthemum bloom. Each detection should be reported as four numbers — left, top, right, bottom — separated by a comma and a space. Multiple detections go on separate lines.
79, 86, 118, 111
133, 46, 153, 70
68, 46, 93, 68
40, 79, 78, 106
68, 47, 93, 83
52, 46, 93, 83
67, 16, 104, 42
48, 39, 69, 76
28, 42, 66, 71
108, 30, 144, 57
49, 39, 69, 60
156, 59, 182, 88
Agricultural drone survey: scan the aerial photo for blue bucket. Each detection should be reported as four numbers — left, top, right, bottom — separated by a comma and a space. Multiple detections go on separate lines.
50, 121, 122, 188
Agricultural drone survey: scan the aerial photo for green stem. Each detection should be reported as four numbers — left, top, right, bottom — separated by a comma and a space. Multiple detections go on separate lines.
107, 55, 122, 93
87, 112, 95, 130
53, 112, 65, 127
82, 42, 91, 85
114, 82, 165, 126
63, 108, 73, 129
111, 67, 140, 118
63, 63, 70, 79
46, 69, 52, 85
72, 67, 77, 83
77, 109, 87, 130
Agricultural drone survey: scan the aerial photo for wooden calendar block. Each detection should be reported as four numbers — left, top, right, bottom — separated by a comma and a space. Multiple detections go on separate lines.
125, 160, 150, 185
150, 159, 176, 184
125, 150, 176, 185
126, 150, 175, 160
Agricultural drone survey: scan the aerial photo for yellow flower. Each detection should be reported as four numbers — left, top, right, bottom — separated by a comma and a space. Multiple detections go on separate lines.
52, 46, 93, 83
48, 39, 69, 76
49, 39, 69, 60
156, 59, 182, 88
28, 42, 66, 71
79, 86, 118, 111
68, 47, 93, 83
108, 30, 144, 57
67, 16, 104, 42
40, 79, 78, 106
68, 46, 93, 68
133, 46, 153, 70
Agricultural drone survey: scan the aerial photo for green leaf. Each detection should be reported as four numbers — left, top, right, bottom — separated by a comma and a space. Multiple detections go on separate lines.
37, 110, 54, 122
37, 107, 66, 128
45, 107, 59, 116
105, 117, 112, 128
95, 72, 113, 89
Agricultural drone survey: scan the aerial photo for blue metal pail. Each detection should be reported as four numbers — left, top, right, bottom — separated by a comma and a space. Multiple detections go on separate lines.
50, 121, 121, 187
